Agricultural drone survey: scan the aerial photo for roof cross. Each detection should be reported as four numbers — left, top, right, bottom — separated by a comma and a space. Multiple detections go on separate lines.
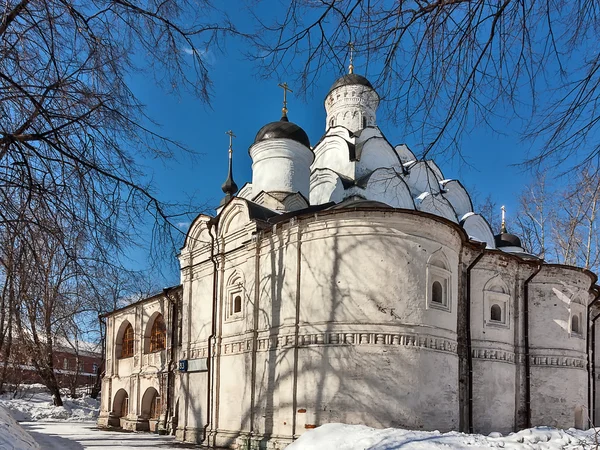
226, 130, 236, 156
278, 82, 293, 117
501, 205, 507, 233
348, 42, 355, 74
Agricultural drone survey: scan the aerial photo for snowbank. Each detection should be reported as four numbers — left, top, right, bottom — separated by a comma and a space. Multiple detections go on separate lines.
287, 423, 600, 450
0, 406, 40, 450
0, 387, 99, 422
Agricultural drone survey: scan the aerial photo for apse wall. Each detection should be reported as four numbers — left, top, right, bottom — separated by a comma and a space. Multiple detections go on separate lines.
527, 266, 591, 429
291, 210, 463, 432
469, 254, 521, 435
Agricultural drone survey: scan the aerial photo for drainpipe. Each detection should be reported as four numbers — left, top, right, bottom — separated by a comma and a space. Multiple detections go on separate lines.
523, 263, 542, 429
587, 286, 600, 425
163, 287, 178, 433
466, 250, 484, 434
201, 220, 219, 444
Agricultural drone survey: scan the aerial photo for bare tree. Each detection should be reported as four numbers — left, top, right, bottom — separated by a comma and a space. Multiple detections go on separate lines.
514, 172, 553, 258
553, 169, 600, 273
474, 194, 501, 235
1, 0, 243, 262
0, 0, 243, 399
253, 0, 600, 170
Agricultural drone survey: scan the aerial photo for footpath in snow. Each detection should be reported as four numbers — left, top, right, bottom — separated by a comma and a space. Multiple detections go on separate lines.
287, 423, 600, 450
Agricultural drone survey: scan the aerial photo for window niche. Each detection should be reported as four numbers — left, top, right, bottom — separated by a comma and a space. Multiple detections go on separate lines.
483, 279, 510, 328
147, 313, 166, 353
570, 307, 584, 338
225, 272, 245, 322
115, 321, 135, 358
426, 252, 451, 312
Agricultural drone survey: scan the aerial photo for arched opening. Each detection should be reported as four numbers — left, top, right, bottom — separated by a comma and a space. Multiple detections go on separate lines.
233, 295, 242, 314
120, 323, 134, 358
572, 315, 580, 334
362, 116, 367, 128
330, 117, 335, 127
141, 387, 161, 420
112, 389, 129, 418
490, 304, 502, 322
148, 314, 166, 353
432, 281, 443, 304
226, 272, 245, 319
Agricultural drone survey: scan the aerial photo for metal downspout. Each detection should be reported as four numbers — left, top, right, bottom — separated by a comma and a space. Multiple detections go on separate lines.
201, 220, 219, 444
523, 264, 542, 429
588, 286, 600, 425
466, 250, 484, 434
163, 287, 178, 432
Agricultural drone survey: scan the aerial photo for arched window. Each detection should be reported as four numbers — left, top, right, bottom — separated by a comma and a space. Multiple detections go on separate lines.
432, 281, 443, 304
490, 304, 502, 322
121, 323, 134, 358
362, 116, 367, 128
572, 315, 580, 334
233, 295, 242, 314
226, 272, 245, 320
330, 117, 335, 127
149, 315, 166, 352
427, 252, 450, 311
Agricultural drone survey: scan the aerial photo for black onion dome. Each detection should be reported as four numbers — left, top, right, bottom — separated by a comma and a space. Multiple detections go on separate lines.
254, 115, 311, 148
328, 73, 374, 94
494, 232, 522, 249
221, 175, 238, 196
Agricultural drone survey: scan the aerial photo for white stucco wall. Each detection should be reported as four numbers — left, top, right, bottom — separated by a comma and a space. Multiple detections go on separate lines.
249, 138, 314, 199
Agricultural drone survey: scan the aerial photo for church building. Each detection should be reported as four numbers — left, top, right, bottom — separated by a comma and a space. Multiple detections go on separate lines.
97, 63, 600, 449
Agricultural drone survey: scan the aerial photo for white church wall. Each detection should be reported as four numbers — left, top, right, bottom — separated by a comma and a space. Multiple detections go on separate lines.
594, 312, 600, 424
469, 255, 519, 434
528, 266, 592, 429
295, 343, 458, 432
325, 85, 378, 133
471, 360, 516, 434
291, 211, 462, 432
249, 139, 313, 199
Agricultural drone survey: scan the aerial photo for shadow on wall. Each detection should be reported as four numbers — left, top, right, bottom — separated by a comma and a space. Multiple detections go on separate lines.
224, 224, 444, 447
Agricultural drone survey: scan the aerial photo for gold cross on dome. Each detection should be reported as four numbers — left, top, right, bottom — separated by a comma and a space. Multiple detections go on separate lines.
501, 205, 507, 233
278, 82, 293, 116
226, 130, 236, 155
348, 42, 355, 74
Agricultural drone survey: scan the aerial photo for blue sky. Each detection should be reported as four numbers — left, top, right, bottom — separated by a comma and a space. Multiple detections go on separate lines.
128, 4, 542, 284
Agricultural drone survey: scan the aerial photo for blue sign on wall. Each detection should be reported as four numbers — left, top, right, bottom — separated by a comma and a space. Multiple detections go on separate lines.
178, 360, 188, 372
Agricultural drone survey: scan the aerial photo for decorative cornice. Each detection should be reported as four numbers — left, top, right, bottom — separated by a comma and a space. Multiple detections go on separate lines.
471, 347, 515, 363
215, 332, 458, 356
530, 355, 586, 369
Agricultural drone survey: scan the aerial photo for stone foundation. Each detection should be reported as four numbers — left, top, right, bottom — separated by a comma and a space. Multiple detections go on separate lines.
121, 416, 149, 431
96, 412, 120, 428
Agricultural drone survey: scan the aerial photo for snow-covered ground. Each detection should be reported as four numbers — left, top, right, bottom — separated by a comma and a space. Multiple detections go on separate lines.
0, 384, 99, 422
287, 423, 600, 450
0, 404, 40, 450
20, 422, 178, 450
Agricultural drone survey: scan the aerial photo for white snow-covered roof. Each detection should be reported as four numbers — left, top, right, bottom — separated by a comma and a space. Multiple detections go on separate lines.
310, 124, 495, 248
